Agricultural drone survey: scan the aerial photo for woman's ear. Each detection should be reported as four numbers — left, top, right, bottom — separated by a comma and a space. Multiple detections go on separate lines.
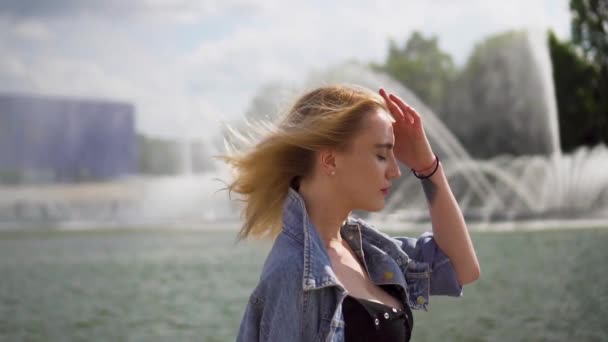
319, 149, 337, 176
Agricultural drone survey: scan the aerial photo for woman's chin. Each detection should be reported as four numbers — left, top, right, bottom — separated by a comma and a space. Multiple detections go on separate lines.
364, 200, 385, 212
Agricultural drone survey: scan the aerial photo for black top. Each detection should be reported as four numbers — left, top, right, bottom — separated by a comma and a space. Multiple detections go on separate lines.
343, 294, 413, 342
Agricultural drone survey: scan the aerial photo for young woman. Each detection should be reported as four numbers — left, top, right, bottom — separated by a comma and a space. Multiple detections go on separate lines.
222, 84, 480, 341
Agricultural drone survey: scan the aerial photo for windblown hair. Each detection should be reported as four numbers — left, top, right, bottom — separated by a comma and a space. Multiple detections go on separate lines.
220, 84, 388, 240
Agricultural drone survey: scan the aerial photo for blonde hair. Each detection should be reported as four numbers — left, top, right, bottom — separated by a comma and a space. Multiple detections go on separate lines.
220, 84, 388, 240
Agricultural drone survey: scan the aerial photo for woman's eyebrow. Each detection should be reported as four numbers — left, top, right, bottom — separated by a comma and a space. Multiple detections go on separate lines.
374, 143, 393, 149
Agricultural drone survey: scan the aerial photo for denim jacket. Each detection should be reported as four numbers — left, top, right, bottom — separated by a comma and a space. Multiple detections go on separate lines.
236, 188, 463, 342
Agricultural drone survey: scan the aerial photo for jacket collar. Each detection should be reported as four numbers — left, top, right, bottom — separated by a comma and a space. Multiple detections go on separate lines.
282, 187, 359, 291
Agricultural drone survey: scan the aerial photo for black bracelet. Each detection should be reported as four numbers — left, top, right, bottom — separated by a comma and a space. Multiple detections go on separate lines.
411, 154, 440, 179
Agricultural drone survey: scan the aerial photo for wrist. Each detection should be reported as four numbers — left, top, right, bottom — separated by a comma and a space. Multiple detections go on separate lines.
413, 154, 437, 173
412, 153, 440, 179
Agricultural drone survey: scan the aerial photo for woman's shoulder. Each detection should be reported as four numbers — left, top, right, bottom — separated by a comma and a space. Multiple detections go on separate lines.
345, 216, 397, 243
346, 217, 426, 259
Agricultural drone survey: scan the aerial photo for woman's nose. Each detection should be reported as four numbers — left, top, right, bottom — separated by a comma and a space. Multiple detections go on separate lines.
387, 156, 401, 179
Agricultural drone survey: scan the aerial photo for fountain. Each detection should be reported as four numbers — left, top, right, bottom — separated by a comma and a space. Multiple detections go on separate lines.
236, 30, 608, 229
1, 29, 606, 231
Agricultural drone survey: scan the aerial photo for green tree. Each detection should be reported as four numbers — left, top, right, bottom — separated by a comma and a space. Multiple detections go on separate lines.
372, 31, 455, 112
549, 31, 606, 151
547, 0, 608, 150
570, 0, 608, 67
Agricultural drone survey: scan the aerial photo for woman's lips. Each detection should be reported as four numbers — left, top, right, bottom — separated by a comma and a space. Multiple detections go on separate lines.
381, 188, 389, 196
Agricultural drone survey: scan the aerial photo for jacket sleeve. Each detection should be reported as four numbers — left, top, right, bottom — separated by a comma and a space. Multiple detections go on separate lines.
393, 231, 463, 297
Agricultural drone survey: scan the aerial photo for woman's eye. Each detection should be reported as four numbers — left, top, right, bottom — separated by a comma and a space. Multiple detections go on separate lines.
377, 155, 386, 161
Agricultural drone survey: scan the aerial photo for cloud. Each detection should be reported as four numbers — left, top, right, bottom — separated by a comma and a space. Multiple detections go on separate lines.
0, 0, 571, 142
10, 19, 53, 41
0, 0, 274, 22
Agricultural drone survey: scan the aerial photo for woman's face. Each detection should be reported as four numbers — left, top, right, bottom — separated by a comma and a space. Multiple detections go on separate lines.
333, 108, 402, 212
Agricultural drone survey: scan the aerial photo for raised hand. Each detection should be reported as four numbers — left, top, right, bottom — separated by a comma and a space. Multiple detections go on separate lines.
379, 88, 435, 171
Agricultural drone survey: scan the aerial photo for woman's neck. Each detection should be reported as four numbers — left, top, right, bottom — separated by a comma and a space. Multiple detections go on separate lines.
297, 179, 351, 249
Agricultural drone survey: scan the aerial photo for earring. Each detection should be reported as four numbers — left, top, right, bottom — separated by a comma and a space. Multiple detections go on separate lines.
330, 171, 335, 176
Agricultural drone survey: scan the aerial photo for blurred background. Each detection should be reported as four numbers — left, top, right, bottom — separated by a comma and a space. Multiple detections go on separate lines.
1, 0, 607, 341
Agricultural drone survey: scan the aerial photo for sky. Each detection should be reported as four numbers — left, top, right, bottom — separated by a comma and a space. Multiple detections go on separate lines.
0, 0, 571, 144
